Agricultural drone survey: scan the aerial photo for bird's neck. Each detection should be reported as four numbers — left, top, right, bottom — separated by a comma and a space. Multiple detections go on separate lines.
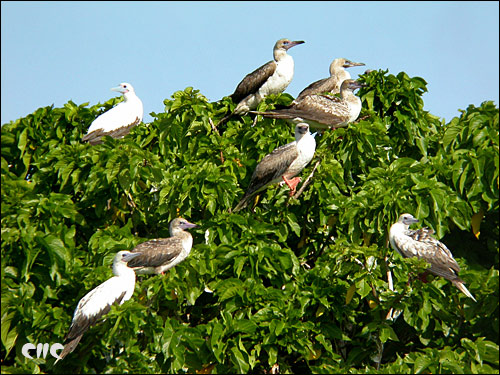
113, 262, 136, 278
274, 49, 288, 61
335, 70, 351, 82
341, 89, 360, 103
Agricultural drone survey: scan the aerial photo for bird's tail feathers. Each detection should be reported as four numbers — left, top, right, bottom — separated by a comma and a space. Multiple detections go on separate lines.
54, 335, 83, 364
233, 195, 250, 212
217, 110, 234, 128
453, 279, 477, 302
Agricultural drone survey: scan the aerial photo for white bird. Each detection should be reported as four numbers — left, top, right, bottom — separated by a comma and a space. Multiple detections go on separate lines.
294, 58, 365, 103
389, 213, 476, 302
218, 38, 305, 126
253, 79, 364, 131
56, 250, 141, 363
233, 122, 316, 212
82, 82, 143, 145
126, 218, 198, 275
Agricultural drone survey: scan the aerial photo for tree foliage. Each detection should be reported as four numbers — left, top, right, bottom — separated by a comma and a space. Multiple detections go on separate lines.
1, 70, 499, 374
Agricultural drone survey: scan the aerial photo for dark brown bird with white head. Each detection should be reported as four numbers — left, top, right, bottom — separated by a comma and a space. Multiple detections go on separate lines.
218, 38, 305, 126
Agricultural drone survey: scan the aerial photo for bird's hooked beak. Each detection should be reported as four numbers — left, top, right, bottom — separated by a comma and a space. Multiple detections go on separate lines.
122, 252, 142, 263
285, 40, 305, 50
344, 60, 365, 68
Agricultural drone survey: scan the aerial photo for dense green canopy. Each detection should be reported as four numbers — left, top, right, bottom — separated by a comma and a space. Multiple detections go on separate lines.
1, 70, 498, 373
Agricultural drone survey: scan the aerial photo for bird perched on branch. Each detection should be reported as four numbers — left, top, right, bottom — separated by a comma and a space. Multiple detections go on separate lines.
252, 79, 364, 131
126, 218, 198, 275
389, 213, 476, 302
56, 250, 141, 363
82, 82, 143, 145
294, 57, 365, 103
218, 38, 305, 126
233, 123, 316, 212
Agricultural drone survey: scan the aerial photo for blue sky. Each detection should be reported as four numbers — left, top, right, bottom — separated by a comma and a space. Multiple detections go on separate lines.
1, 1, 498, 125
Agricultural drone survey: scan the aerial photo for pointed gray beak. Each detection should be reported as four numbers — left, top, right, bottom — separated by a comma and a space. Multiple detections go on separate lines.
285, 40, 305, 50
111, 85, 127, 94
122, 252, 142, 262
181, 221, 198, 230
350, 81, 366, 89
344, 60, 365, 68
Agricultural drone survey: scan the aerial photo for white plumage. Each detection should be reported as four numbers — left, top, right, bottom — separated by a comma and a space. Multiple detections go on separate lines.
56, 250, 141, 362
82, 82, 143, 145
233, 122, 316, 211
389, 213, 476, 302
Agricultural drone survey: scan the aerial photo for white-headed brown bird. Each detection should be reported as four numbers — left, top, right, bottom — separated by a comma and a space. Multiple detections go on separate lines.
233, 123, 316, 212
294, 57, 365, 103
126, 218, 198, 275
82, 82, 143, 145
389, 213, 476, 302
253, 79, 364, 131
218, 38, 305, 126
56, 250, 141, 363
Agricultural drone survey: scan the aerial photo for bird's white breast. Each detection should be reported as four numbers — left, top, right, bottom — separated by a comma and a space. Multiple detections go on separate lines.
259, 55, 295, 97
347, 96, 362, 123
285, 133, 316, 177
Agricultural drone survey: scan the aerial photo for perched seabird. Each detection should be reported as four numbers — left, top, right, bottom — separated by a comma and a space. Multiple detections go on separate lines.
233, 123, 316, 212
218, 38, 305, 126
252, 79, 364, 131
126, 217, 198, 275
82, 82, 143, 145
294, 58, 365, 102
389, 213, 476, 302
56, 250, 141, 362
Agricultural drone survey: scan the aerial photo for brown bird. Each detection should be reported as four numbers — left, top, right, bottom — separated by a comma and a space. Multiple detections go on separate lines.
126, 218, 198, 275
389, 213, 476, 302
233, 123, 316, 211
218, 38, 305, 126
294, 57, 364, 103
252, 79, 364, 131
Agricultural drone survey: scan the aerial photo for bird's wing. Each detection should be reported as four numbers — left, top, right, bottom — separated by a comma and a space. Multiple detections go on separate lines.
230, 60, 277, 103
233, 142, 298, 212
260, 95, 350, 128
128, 238, 183, 268
395, 228, 461, 281
81, 128, 108, 144
246, 142, 299, 195
84, 100, 142, 139
64, 276, 128, 341
295, 76, 338, 101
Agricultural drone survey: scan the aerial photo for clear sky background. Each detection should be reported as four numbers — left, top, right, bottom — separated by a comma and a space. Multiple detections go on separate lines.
1, 1, 499, 125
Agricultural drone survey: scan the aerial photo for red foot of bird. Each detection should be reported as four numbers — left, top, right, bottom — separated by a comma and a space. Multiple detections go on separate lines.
282, 176, 301, 196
